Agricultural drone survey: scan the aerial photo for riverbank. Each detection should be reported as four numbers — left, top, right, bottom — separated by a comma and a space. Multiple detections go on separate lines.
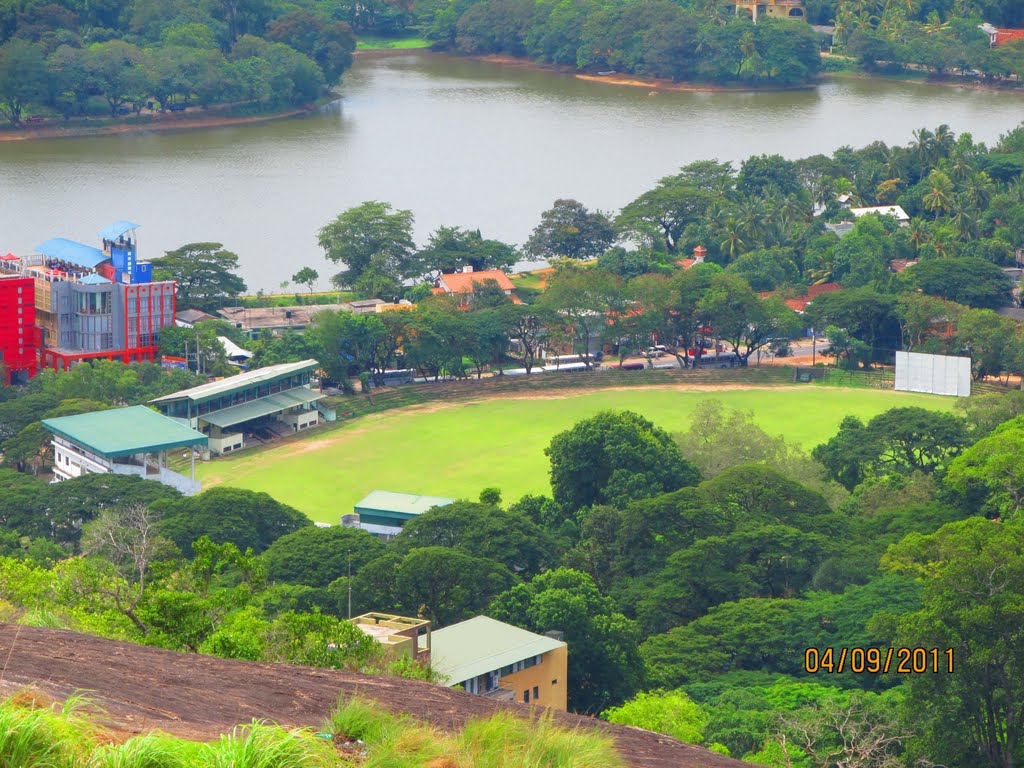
474, 53, 815, 92
823, 68, 1024, 95
0, 101, 328, 142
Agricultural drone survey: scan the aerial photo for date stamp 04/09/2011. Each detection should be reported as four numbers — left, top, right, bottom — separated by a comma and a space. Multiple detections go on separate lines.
804, 647, 954, 675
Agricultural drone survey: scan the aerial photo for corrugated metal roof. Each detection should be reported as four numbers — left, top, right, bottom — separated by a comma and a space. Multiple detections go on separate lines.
42, 405, 207, 459
35, 238, 107, 268
430, 616, 566, 686
354, 490, 455, 516
98, 221, 140, 240
200, 388, 323, 428
150, 360, 320, 404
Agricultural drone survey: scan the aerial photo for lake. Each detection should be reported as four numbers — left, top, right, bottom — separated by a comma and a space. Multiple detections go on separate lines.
1, 52, 1022, 291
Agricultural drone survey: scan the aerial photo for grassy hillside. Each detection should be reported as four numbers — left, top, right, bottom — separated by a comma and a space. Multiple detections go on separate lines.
199, 386, 953, 523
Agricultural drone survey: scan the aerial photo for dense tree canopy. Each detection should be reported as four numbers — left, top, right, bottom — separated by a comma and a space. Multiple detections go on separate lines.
546, 410, 701, 511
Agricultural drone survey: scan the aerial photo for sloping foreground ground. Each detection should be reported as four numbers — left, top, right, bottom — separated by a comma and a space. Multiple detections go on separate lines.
0, 624, 746, 768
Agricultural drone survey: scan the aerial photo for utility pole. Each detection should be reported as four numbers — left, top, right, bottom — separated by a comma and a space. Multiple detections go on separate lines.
812, 327, 816, 366
347, 550, 352, 620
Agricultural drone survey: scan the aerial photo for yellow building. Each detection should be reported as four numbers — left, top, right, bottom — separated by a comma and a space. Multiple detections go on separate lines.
429, 616, 568, 711
733, 0, 806, 22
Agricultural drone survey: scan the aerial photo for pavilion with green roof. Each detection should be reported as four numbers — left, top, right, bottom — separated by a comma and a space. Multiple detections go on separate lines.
43, 405, 208, 495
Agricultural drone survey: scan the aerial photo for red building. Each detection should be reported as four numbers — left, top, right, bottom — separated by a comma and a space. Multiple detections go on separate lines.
0, 274, 40, 385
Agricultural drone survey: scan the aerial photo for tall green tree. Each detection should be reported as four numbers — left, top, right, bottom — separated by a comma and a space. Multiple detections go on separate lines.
525, 199, 615, 261
318, 201, 416, 294
884, 517, 1024, 768
546, 410, 701, 511
152, 243, 248, 312
0, 39, 47, 125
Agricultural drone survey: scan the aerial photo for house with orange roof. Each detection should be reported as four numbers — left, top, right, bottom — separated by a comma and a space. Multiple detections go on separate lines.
433, 266, 522, 308
676, 245, 708, 270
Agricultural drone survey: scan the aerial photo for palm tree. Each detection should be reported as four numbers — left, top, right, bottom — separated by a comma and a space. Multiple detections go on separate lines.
951, 198, 979, 242
719, 217, 747, 261
933, 124, 955, 159
922, 170, 954, 218
964, 171, 994, 212
907, 218, 930, 256
910, 127, 935, 174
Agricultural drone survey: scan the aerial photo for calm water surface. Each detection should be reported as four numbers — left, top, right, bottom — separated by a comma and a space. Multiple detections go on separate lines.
1, 52, 1022, 290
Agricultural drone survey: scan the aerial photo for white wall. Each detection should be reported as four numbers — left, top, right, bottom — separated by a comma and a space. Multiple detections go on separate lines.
895, 351, 972, 397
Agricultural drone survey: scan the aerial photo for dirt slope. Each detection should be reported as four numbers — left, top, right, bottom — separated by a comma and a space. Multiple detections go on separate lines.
0, 624, 746, 767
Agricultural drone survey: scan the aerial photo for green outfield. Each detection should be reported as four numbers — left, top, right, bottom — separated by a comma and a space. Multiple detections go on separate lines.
197, 386, 955, 524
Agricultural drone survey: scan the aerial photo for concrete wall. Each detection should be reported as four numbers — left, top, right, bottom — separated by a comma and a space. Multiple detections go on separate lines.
499, 645, 568, 711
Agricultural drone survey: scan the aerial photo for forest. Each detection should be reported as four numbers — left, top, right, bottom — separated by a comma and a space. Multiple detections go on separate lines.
0, 0, 358, 125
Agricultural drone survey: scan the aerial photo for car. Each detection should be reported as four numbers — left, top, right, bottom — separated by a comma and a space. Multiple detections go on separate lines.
646, 345, 667, 357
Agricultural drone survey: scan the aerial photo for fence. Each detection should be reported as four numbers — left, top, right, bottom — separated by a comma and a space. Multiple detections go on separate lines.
324, 365, 796, 417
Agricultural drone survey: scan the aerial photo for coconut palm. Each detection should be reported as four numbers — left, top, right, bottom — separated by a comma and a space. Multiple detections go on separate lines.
922, 170, 954, 218
951, 198, 979, 241
719, 217, 747, 261
933, 124, 955, 158
910, 127, 936, 173
907, 218, 930, 256
964, 171, 994, 211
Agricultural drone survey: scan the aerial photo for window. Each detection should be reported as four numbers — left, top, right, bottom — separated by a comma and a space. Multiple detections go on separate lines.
523, 655, 538, 669
523, 690, 530, 703
533, 686, 539, 700
500, 665, 513, 676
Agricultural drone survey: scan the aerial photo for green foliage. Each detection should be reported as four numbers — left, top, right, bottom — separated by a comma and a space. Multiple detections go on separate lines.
884, 517, 1024, 768
318, 201, 417, 295
490, 568, 644, 712
526, 199, 616, 260
602, 690, 707, 745
813, 407, 968, 491
393, 500, 553, 575
158, 487, 310, 556
545, 409, 701, 512
152, 243, 247, 312
262, 525, 384, 587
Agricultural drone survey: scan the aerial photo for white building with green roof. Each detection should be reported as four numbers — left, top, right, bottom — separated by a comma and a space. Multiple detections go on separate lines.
43, 405, 208, 495
150, 359, 329, 455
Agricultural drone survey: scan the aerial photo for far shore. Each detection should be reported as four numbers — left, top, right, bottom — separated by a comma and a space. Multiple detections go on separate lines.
473, 53, 815, 92
822, 68, 1024, 95
0, 102, 328, 143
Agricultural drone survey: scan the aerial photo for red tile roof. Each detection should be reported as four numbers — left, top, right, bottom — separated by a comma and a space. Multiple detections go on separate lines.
995, 29, 1024, 45
676, 259, 696, 270
437, 270, 516, 294
763, 282, 842, 312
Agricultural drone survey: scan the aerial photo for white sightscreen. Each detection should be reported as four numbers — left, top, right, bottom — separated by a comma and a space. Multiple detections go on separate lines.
895, 351, 972, 397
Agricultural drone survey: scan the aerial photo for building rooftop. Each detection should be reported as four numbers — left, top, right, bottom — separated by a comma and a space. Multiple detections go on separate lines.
42, 405, 208, 459
150, 360, 319, 405
352, 613, 430, 646
35, 238, 108, 269
438, 270, 516, 294
849, 205, 910, 221
354, 490, 456, 516
430, 616, 566, 686
176, 309, 217, 325
98, 221, 140, 241
217, 304, 347, 330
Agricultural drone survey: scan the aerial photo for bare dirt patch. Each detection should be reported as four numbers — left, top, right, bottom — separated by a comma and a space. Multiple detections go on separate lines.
0, 624, 746, 768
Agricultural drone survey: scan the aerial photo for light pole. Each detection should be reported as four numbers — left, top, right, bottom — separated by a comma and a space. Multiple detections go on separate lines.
347, 550, 352, 620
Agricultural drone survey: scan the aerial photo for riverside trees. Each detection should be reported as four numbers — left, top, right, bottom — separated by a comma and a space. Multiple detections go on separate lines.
0, 5, 356, 125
